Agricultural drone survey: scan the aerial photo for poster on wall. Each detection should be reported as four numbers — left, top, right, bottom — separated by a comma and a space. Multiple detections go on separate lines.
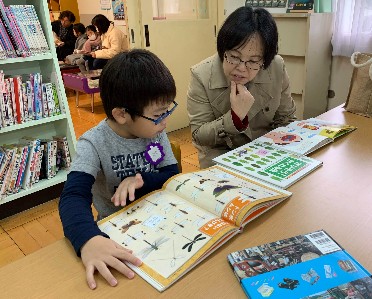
112, 0, 125, 23
100, 0, 111, 10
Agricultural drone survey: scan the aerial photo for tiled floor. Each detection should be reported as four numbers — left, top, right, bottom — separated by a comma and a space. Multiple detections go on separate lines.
0, 92, 199, 268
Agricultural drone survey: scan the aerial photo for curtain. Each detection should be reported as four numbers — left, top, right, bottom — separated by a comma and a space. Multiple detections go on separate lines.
331, 0, 372, 56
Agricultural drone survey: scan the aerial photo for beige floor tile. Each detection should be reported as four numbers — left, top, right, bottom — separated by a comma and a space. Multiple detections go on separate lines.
37, 211, 64, 240
0, 232, 15, 250
0, 199, 59, 231
23, 220, 57, 248
7, 226, 41, 255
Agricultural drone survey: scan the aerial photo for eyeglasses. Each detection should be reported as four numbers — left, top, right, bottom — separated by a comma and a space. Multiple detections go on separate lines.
124, 100, 178, 125
224, 52, 263, 71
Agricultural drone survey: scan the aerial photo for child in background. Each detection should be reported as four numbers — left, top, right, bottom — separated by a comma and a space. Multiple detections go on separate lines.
64, 23, 88, 65
59, 49, 179, 290
75, 25, 102, 71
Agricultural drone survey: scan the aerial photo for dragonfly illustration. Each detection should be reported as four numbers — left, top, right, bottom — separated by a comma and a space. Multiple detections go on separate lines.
182, 234, 207, 252
148, 240, 186, 267
138, 236, 170, 259
171, 219, 188, 234
213, 181, 240, 197
175, 179, 190, 191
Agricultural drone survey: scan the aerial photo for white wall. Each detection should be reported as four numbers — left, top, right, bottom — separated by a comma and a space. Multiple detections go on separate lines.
77, 0, 127, 34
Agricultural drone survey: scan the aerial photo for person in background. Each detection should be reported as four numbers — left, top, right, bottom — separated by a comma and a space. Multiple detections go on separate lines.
59, 49, 179, 289
52, 10, 76, 61
72, 23, 88, 52
83, 14, 128, 70
187, 6, 296, 168
49, 9, 55, 22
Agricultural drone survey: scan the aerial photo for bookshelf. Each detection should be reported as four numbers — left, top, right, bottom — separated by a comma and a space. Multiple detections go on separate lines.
273, 13, 333, 119
0, 0, 76, 204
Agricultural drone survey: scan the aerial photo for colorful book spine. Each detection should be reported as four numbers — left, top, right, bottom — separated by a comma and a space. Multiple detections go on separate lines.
0, 17, 16, 58
12, 76, 24, 124
15, 144, 30, 192
53, 136, 71, 169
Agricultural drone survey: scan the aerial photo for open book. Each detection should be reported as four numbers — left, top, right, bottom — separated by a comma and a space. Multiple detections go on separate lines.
253, 118, 357, 156
98, 166, 291, 292
213, 141, 322, 189
228, 230, 372, 298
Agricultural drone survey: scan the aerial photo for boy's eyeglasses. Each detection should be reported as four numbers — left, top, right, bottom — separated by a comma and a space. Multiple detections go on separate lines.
224, 52, 263, 71
124, 100, 178, 125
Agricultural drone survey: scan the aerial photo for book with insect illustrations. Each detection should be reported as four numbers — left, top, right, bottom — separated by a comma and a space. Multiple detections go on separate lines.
227, 230, 372, 299
98, 165, 292, 292
213, 140, 323, 189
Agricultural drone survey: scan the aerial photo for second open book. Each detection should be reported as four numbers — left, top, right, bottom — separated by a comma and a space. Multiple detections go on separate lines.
213, 118, 356, 189
98, 166, 291, 292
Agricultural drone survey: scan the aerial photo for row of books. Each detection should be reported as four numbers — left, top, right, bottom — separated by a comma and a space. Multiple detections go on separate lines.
245, 0, 287, 7
0, 136, 71, 199
0, 1, 49, 59
0, 70, 62, 129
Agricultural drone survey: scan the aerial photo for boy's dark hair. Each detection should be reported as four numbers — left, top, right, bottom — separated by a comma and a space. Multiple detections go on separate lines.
91, 14, 111, 34
59, 10, 76, 23
73, 23, 86, 34
85, 25, 97, 33
217, 6, 278, 69
100, 49, 176, 120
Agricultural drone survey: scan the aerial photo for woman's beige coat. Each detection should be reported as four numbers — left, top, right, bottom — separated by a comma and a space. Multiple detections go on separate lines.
187, 54, 296, 168
94, 24, 128, 59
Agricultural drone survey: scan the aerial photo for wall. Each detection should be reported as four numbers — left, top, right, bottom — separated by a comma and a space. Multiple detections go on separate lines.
76, 0, 127, 34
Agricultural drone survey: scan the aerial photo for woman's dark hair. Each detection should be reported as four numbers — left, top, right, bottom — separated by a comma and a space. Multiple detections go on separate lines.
85, 25, 97, 33
73, 23, 85, 35
91, 14, 111, 34
100, 49, 176, 120
217, 7, 278, 69
59, 10, 76, 23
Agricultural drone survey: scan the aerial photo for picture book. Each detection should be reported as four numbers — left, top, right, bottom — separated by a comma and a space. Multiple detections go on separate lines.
252, 118, 356, 156
98, 166, 292, 292
213, 141, 322, 189
227, 230, 372, 299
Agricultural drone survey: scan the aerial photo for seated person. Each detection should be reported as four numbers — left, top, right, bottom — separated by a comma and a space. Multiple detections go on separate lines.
52, 10, 76, 61
65, 25, 101, 69
64, 23, 88, 65
59, 49, 179, 289
83, 14, 128, 70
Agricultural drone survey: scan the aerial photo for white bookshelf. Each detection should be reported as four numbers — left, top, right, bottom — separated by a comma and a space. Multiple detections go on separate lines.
0, 0, 76, 204
273, 13, 333, 119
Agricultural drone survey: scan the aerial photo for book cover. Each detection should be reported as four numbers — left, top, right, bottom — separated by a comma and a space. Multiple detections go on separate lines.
287, 0, 314, 13
98, 166, 292, 291
213, 141, 322, 189
227, 230, 372, 298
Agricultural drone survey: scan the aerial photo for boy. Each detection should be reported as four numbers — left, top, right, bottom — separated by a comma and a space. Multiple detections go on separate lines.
59, 49, 179, 290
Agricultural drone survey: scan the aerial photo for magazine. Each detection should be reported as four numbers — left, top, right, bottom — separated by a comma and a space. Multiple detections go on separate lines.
253, 118, 356, 155
227, 230, 372, 299
98, 166, 292, 292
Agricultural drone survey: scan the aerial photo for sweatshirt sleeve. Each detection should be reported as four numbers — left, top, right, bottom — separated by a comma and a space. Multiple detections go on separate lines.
137, 163, 179, 198
59, 171, 109, 257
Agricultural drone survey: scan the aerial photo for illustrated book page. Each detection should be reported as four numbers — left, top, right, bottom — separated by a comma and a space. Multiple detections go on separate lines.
287, 118, 357, 139
98, 166, 291, 291
253, 126, 331, 155
213, 141, 323, 189
227, 230, 372, 299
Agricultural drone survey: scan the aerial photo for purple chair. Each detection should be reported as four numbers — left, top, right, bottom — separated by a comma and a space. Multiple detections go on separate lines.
62, 73, 100, 113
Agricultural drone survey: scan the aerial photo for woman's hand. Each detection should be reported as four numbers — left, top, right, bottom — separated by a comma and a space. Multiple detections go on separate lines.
81, 236, 142, 289
230, 81, 255, 120
111, 173, 144, 206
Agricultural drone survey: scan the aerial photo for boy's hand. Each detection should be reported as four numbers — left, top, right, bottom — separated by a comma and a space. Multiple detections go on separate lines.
81, 236, 142, 289
230, 81, 255, 120
111, 173, 144, 206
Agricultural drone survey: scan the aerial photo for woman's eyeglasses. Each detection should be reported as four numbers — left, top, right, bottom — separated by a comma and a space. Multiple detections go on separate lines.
224, 52, 263, 71
124, 101, 178, 125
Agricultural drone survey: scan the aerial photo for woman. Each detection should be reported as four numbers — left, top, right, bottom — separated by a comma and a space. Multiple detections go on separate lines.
83, 14, 128, 70
51, 10, 76, 61
187, 6, 296, 168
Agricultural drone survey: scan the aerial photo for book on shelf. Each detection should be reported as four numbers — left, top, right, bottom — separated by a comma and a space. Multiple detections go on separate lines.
252, 118, 356, 155
98, 166, 292, 292
287, 0, 314, 13
227, 229, 372, 299
213, 141, 322, 189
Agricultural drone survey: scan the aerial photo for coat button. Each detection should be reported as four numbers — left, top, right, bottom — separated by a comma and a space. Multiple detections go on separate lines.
265, 107, 270, 112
